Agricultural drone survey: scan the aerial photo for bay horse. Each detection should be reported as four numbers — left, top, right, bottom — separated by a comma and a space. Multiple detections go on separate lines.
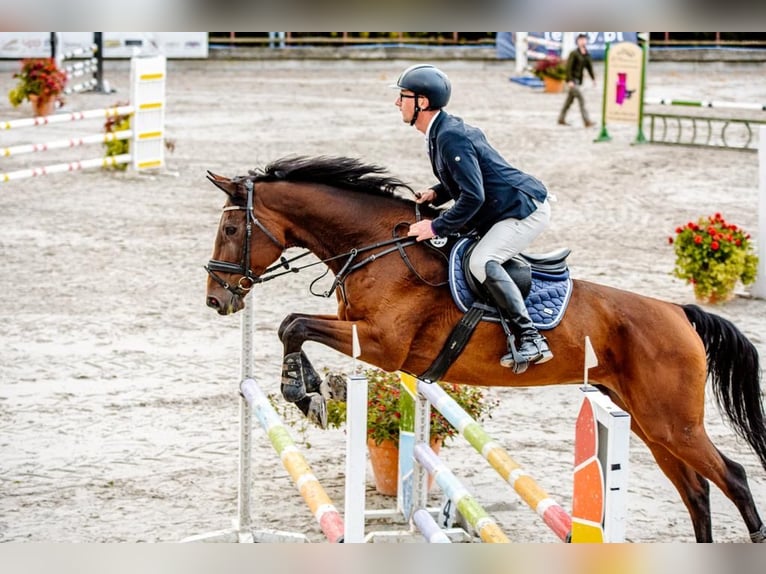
204, 155, 766, 543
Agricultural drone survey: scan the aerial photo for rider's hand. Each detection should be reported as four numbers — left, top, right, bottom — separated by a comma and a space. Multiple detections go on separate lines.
408, 219, 436, 242
415, 189, 437, 204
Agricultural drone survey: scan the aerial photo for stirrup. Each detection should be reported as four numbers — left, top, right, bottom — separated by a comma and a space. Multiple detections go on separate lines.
499, 334, 529, 374
521, 334, 554, 365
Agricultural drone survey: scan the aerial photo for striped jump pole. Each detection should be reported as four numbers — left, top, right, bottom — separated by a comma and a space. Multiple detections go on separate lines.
415, 378, 573, 542
0, 105, 136, 130
2, 154, 132, 182
414, 443, 509, 543
2, 131, 132, 157
240, 378, 345, 543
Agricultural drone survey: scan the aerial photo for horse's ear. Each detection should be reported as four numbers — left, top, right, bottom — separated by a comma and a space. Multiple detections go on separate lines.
206, 171, 238, 198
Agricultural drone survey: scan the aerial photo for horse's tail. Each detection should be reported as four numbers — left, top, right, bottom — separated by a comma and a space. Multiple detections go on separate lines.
683, 304, 766, 471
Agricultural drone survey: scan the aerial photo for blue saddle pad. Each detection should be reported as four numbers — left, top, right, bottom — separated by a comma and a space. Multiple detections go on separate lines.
448, 237, 573, 331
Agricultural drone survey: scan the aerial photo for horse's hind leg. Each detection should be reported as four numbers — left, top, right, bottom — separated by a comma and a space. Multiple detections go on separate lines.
633, 408, 765, 542
630, 425, 713, 542
717, 449, 766, 542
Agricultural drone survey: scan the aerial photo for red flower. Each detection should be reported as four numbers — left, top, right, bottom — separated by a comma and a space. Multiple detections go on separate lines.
711, 241, 720, 251
694, 235, 703, 244
675, 227, 683, 234
667, 236, 674, 244
714, 212, 722, 221
736, 239, 742, 247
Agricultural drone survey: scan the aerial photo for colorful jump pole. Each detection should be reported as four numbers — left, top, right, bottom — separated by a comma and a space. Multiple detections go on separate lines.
411, 376, 573, 542
414, 444, 510, 543
412, 509, 452, 543
240, 378, 345, 543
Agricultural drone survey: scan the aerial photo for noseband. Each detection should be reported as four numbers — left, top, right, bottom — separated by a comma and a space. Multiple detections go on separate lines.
205, 179, 285, 297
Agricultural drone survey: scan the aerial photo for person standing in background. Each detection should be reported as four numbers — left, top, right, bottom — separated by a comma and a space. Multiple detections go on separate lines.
557, 33, 596, 127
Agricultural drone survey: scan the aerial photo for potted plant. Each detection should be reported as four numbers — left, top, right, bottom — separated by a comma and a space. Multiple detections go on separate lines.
8, 58, 67, 117
669, 213, 759, 304
103, 102, 131, 170
532, 55, 567, 93
326, 368, 497, 495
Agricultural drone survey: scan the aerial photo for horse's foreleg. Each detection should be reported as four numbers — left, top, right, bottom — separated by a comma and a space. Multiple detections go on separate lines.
278, 313, 338, 342
279, 315, 410, 428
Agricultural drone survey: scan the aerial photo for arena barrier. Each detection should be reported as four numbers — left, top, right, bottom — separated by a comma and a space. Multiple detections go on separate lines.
53, 32, 104, 95
642, 98, 766, 152
182, 302, 346, 543
1, 55, 165, 183
514, 32, 575, 75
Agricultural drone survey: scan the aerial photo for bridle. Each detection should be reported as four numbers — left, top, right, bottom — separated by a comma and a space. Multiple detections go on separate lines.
205, 178, 448, 302
205, 179, 285, 298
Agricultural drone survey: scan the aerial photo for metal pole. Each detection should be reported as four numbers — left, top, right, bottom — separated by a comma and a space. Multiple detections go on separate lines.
93, 32, 105, 93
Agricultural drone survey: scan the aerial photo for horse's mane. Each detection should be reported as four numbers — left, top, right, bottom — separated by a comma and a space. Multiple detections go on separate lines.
245, 155, 415, 200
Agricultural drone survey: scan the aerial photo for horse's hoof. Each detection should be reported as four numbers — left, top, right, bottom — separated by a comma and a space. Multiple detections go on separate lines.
321, 372, 347, 402
281, 352, 306, 403
306, 394, 328, 429
750, 524, 766, 542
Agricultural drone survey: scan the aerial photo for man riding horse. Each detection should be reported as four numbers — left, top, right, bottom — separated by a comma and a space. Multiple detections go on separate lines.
397, 64, 554, 368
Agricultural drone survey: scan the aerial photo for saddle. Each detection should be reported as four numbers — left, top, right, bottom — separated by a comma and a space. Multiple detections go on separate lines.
448, 237, 573, 330
420, 237, 574, 382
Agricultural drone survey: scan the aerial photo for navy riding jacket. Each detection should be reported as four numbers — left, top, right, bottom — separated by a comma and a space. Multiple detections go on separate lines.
427, 112, 548, 237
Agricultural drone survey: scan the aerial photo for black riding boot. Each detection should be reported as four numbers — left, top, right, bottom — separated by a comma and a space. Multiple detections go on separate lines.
483, 260, 554, 367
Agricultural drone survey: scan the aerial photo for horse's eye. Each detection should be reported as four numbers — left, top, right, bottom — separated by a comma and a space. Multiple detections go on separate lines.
224, 226, 237, 236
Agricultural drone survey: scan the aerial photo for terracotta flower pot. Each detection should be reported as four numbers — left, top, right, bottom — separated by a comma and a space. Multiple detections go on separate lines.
694, 290, 735, 305
367, 437, 442, 496
29, 94, 55, 117
542, 76, 564, 93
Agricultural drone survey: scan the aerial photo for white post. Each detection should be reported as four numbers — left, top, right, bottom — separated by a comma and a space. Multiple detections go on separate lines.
343, 372, 368, 542
752, 126, 766, 298
515, 32, 528, 75
236, 300, 255, 539
129, 55, 166, 171
411, 390, 431, 521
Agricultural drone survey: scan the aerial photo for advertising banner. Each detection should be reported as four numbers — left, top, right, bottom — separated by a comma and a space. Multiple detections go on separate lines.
0, 32, 208, 58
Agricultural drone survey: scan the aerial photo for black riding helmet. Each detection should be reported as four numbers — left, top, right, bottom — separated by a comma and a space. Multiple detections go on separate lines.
395, 64, 451, 125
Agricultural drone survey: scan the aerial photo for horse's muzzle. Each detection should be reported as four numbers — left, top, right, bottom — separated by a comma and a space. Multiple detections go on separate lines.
206, 293, 243, 315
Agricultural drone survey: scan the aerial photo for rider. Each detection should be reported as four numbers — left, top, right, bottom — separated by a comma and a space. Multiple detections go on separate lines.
397, 64, 553, 367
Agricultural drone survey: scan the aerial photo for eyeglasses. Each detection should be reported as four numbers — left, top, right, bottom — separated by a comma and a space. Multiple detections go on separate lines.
398, 93, 417, 100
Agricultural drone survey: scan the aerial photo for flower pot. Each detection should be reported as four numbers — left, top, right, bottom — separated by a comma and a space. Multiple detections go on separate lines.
367, 437, 442, 496
694, 289, 735, 305
29, 94, 55, 117
542, 76, 564, 93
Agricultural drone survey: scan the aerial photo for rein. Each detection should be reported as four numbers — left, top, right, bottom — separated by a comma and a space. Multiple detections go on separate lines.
205, 179, 446, 301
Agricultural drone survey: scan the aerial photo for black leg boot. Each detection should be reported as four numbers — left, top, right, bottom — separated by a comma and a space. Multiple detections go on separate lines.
483, 260, 554, 367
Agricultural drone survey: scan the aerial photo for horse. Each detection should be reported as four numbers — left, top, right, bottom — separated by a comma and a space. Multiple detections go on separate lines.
204, 155, 766, 543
